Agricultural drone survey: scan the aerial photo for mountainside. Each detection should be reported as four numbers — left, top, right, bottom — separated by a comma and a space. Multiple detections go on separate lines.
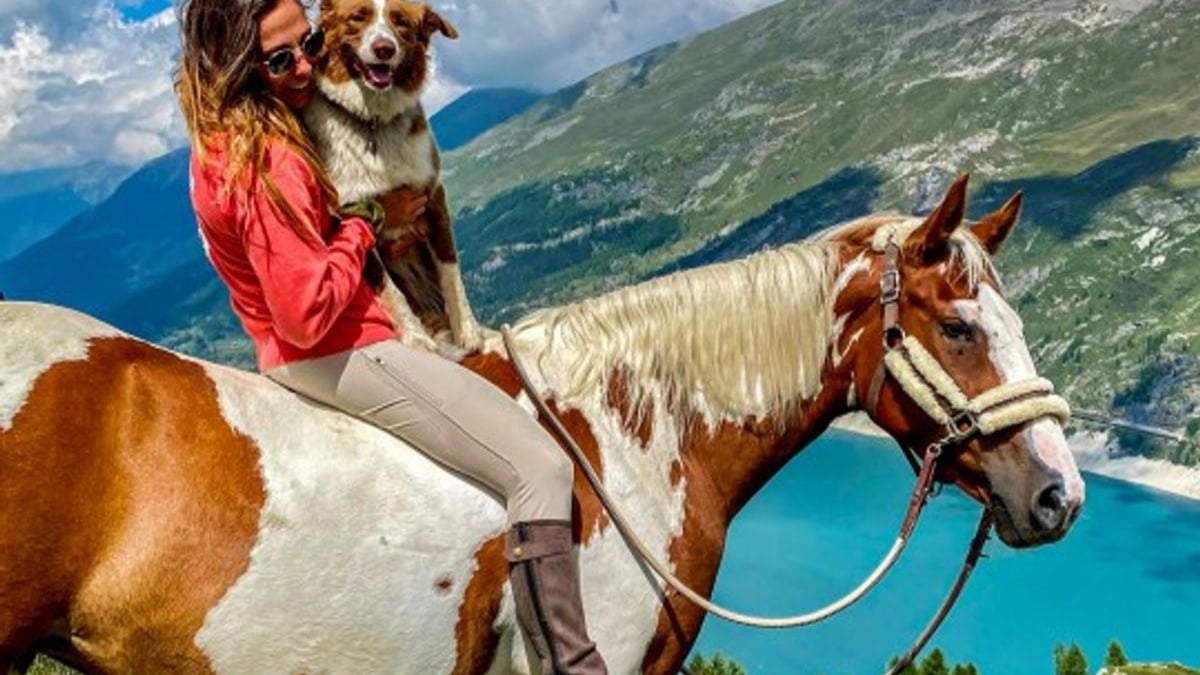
0, 150, 196, 316
2, 0, 1194, 467
0, 162, 131, 262
431, 87, 543, 152
439, 0, 1200, 463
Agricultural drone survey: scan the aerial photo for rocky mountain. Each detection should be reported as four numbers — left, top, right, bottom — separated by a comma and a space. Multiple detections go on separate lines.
438, 0, 1200, 464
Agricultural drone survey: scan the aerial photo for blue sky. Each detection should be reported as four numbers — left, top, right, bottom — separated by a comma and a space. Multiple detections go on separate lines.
118, 0, 172, 21
0, 0, 779, 173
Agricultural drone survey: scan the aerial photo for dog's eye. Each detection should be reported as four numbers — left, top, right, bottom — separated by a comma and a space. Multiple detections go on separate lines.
390, 12, 412, 27
349, 8, 371, 22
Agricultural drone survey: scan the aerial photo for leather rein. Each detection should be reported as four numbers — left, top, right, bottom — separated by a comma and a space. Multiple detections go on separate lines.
499, 232, 1071, 673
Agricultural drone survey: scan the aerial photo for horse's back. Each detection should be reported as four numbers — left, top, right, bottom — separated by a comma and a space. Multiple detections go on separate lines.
0, 302, 515, 673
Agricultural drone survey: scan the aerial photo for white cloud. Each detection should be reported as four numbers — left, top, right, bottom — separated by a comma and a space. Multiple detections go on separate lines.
432, 0, 780, 90
0, 0, 779, 173
0, 4, 184, 172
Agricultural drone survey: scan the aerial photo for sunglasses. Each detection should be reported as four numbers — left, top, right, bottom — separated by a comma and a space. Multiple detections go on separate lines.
261, 27, 326, 77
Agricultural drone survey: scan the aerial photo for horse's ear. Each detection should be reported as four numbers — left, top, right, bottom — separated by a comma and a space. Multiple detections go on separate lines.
912, 173, 969, 262
971, 191, 1023, 256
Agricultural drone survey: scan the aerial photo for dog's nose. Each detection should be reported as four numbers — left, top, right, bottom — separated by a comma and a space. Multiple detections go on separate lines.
372, 38, 397, 61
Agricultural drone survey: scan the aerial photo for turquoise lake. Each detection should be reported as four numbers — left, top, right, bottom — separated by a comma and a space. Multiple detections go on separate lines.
692, 429, 1200, 674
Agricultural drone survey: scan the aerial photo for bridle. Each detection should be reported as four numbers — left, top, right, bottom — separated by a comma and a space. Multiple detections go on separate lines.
865, 233, 1071, 673
499, 230, 1071, 673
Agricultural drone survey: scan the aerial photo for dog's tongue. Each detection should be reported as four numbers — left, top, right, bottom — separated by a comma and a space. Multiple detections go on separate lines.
364, 64, 393, 89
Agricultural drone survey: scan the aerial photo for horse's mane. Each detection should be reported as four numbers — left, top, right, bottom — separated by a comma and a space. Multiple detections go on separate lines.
509, 212, 1000, 426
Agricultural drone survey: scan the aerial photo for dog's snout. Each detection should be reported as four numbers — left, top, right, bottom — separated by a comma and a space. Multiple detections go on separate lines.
372, 38, 397, 61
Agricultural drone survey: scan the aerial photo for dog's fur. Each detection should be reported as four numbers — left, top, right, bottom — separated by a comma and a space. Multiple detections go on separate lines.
305, 0, 483, 354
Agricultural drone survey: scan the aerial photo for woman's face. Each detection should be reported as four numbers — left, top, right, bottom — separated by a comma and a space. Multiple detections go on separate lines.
256, 0, 321, 109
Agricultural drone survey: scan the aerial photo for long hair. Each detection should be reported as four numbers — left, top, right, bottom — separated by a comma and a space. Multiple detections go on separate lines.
174, 0, 336, 242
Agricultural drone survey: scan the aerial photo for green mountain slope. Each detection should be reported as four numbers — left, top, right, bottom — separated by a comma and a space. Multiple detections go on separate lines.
441, 0, 1200, 462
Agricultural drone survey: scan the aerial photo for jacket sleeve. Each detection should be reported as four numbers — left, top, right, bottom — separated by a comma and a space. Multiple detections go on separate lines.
239, 143, 376, 349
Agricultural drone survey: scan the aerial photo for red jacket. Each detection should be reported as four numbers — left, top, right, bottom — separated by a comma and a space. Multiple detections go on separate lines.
189, 138, 396, 371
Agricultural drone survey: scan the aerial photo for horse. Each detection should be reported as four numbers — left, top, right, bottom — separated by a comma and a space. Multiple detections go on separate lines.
0, 176, 1084, 674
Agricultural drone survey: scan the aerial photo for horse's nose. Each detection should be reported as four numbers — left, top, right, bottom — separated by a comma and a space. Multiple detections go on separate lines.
372, 38, 396, 61
1031, 481, 1069, 532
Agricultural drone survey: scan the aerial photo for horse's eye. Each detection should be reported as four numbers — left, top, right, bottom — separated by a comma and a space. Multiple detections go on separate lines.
940, 320, 974, 343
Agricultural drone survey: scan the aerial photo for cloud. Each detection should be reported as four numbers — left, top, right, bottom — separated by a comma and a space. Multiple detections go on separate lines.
0, 0, 779, 173
432, 0, 780, 90
0, 4, 183, 172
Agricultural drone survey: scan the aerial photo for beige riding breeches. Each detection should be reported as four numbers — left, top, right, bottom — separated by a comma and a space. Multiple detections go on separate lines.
264, 339, 574, 524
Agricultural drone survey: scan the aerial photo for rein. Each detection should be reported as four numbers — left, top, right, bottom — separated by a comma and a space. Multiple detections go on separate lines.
497, 234, 1071, 671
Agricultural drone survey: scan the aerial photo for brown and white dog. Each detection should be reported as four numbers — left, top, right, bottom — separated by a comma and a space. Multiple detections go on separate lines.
304, 0, 483, 354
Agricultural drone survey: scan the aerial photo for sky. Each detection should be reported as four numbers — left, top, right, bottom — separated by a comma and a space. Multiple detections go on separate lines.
0, 0, 779, 174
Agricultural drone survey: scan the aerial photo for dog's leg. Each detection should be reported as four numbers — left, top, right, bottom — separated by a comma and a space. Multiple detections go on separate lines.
425, 183, 485, 352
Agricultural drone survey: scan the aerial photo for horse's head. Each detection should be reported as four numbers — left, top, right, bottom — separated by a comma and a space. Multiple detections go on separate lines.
832, 175, 1084, 548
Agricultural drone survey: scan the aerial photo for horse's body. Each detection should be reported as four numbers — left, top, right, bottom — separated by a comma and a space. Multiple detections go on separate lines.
0, 183, 1084, 674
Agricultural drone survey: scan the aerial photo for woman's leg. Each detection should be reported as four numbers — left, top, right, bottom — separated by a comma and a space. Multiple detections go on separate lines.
264, 340, 607, 674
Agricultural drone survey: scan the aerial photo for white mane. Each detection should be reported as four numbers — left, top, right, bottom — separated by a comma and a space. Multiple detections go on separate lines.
509, 213, 1001, 425
511, 241, 840, 423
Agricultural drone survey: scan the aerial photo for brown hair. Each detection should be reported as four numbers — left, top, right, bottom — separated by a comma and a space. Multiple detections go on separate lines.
174, 0, 336, 242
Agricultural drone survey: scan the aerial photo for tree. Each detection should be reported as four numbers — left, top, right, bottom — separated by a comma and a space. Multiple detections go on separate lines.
919, 648, 951, 675
1054, 642, 1089, 675
885, 656, 919, 675
1105, 640, 1129, 668
950, 665, 980, 675
686, 652, 748, 675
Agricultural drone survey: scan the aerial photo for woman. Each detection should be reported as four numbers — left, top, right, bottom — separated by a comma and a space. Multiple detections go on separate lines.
174, 0, 608, 672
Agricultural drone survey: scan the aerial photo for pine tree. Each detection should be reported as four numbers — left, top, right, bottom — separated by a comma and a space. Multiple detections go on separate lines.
950, 665, 980, 675
686, 652, 748, 675
1105, 640, 1129, 668
885, 656, 919, 675
1054, 642, 1089, 675
919, 648, 951, 675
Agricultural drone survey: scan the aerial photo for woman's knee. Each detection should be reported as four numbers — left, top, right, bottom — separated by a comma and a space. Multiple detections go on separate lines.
518, 446, 574, 496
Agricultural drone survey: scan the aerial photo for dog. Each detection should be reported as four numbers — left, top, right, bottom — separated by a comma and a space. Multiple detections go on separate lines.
304, 0, 484, 355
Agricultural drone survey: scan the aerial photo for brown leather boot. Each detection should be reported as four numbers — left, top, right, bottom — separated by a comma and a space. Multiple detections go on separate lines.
506, 520, 608, 674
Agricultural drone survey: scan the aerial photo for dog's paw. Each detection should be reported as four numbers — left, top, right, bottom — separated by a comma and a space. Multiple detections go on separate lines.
400, 329, 441, 354
454, 322, 490, 354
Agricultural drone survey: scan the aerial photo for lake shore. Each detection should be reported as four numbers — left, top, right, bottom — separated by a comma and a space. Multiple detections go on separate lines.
829, 414, 1200, 502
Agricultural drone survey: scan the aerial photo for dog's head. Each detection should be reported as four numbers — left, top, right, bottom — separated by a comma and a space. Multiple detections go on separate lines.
318, 0, 457, 94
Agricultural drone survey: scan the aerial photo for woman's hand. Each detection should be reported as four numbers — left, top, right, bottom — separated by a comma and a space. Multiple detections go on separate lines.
381, 187, 429, 225
378, 188, 430, 261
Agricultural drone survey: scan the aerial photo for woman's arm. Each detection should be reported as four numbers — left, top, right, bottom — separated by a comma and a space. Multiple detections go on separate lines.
240, 143, 376, 349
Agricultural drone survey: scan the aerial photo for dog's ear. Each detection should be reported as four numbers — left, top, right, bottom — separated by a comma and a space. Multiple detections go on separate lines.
420, 5, 459, 41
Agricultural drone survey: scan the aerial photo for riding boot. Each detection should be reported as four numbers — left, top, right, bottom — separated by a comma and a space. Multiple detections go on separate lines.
506, 520, 608, 675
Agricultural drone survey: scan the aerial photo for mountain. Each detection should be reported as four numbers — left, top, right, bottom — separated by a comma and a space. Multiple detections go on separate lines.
5, 0, 1195, 466
437, 0, 1200, 464
0, 88, 541, 360
103, 258, 255, 370
431, 87, 543, 152
0, 162, 132, 262
0, 149, 196, 317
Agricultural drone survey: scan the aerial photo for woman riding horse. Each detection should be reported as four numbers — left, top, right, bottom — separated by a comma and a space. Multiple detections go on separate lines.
175, 0, 607, 672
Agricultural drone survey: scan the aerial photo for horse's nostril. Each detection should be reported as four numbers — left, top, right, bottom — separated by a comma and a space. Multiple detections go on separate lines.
1031, 483, 1068, 532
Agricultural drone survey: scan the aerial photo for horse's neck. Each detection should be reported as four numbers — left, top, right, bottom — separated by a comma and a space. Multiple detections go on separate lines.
676, 372, 850, 527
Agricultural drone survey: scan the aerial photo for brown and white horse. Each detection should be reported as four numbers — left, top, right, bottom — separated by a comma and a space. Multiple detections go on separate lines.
0, 177, 1083, 674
